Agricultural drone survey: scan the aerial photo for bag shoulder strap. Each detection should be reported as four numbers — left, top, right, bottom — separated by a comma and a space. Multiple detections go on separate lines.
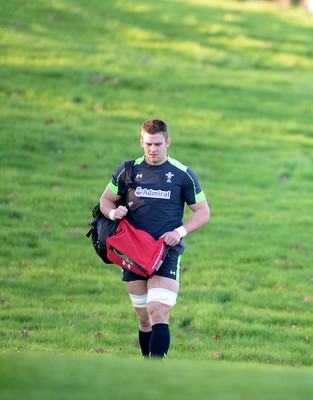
123, 160, 135, 211
124, 159, 135, 189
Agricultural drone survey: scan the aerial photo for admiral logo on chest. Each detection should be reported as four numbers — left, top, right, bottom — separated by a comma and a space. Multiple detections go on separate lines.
135, 187, 171, 199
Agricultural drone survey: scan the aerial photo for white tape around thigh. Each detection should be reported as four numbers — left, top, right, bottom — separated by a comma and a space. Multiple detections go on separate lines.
147, 288, 177, 307
129, 293, 148, 308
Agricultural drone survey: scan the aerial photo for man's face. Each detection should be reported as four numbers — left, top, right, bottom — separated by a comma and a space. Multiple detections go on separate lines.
140, 132, 170, 166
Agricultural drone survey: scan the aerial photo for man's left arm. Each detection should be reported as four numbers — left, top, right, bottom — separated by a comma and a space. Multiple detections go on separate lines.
182, 200, 210, 234
161, 200, 210, 247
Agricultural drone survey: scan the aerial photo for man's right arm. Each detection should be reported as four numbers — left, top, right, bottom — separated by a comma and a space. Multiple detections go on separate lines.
100, 186, 129, 221
100, 186, 133, 221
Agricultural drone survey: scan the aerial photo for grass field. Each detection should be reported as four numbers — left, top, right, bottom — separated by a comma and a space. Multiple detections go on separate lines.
1, 353, 313, 400
1, 0, 313, 397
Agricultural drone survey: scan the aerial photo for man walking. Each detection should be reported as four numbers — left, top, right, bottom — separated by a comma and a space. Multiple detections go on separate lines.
100, 119, 210, 359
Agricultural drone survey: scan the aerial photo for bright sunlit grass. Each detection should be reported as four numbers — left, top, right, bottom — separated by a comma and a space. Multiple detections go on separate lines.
1, 0, 312, 381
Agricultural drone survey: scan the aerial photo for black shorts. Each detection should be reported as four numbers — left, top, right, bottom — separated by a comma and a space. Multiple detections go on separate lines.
122, 251, 182, 282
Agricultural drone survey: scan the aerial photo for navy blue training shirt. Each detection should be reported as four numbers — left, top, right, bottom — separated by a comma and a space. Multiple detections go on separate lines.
108, 155, 206, 254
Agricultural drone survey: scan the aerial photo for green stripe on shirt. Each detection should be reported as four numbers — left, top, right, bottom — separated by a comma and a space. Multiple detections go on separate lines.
108, 181, 118, 194
196, 191, 206, 203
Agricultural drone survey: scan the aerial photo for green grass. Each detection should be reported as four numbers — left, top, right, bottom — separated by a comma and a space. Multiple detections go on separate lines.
1, 353, 313, 400
1, 0, 313, 391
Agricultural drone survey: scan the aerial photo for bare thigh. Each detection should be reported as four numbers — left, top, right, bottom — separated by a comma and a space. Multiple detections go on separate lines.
127, 279, 148, 296
147, 275, 179, 294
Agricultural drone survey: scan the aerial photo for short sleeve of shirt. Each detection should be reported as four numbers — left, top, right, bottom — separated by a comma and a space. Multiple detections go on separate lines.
108, 163, 127, 197
182, 166, 206, 205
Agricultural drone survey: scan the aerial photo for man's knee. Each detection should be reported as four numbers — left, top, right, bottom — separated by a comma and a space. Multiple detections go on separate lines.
129, 297, 151, 330
139, 316, 151, 330
147, 302, 170, 324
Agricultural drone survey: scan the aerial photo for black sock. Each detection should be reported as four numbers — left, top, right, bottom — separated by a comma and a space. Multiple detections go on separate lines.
139, 330, 152, 357
149, 323, 170, 359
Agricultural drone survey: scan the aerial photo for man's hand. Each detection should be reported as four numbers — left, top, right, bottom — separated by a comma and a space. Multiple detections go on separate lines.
112, 202, 133, 220
160, 230, 181, 247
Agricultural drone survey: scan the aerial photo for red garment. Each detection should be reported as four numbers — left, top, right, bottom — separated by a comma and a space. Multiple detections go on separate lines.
107, 219, 168, 278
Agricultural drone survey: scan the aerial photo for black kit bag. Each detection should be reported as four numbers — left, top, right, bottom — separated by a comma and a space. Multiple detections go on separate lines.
86, 160, 135, 264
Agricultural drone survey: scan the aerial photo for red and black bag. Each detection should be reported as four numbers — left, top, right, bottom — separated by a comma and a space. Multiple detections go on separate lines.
106, 218, 168, 278
86, 160, 134, 264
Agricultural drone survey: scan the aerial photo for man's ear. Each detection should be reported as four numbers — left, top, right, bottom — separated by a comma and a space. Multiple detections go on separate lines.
166, 137, 171, 148
140, 136, 144, 148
